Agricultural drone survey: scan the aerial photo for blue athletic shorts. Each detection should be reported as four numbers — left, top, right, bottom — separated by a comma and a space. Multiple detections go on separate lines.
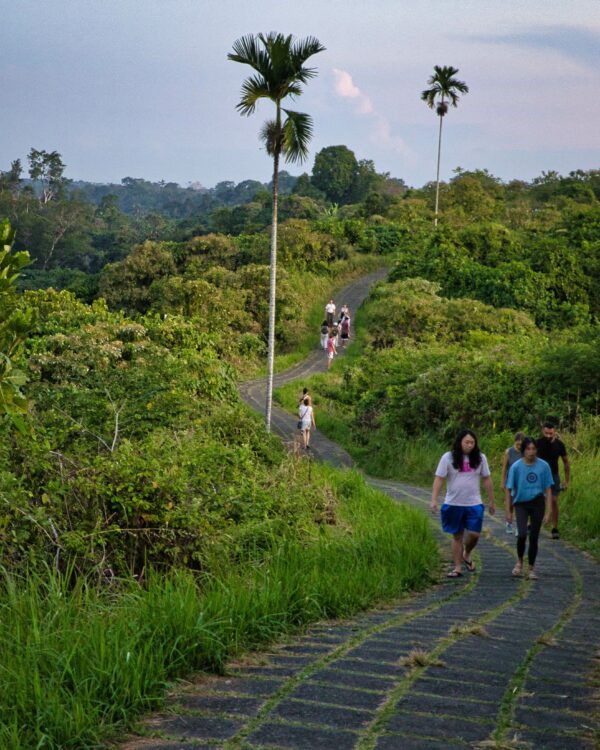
551, 473, 561, 495
440, 503, 484, 534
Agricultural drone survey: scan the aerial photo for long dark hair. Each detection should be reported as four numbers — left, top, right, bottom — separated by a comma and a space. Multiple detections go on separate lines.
451, 429, 482, 471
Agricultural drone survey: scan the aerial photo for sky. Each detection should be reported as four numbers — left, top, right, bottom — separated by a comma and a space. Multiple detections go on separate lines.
3, 0, 600, 189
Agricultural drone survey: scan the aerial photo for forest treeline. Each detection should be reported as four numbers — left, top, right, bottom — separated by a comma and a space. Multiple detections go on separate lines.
1, 144, 402, 280
3, 145, 598, 323
1, 143, 599, 575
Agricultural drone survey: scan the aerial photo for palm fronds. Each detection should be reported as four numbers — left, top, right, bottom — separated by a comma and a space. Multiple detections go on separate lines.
421, 64, 469, 110
282, 110, 313, 164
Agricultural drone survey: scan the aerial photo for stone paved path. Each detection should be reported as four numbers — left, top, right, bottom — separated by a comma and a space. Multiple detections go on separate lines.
123, 270, 600, 750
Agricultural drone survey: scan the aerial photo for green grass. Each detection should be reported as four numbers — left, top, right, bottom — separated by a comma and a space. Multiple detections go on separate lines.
560, 449, 600, 556
0, 464, 437, 750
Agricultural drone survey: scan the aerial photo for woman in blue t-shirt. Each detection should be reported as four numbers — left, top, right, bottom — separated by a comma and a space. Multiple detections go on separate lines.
505, 436, 553, 580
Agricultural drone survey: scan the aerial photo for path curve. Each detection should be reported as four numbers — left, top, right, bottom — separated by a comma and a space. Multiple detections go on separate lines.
125, 270, 600, 750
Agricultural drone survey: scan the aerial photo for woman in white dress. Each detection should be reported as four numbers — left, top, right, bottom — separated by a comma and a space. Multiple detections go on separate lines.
298, 397, 315, 450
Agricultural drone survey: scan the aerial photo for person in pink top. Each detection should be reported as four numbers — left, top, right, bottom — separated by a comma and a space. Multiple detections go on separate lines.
431, 429, 496, 577
326, 331, 337, 369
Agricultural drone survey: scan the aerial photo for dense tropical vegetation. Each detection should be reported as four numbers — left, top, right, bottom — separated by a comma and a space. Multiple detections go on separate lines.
2, 106, 600, 747
273, 165, 600, 559
0, 136, 428, 747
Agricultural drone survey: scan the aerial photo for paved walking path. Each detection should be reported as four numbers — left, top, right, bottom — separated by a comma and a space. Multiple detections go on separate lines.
123, 270, 600, 750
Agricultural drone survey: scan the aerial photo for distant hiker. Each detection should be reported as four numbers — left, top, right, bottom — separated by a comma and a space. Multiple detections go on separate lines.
325, 299, 336, 327
326, 331, 337, 369
340, 315, 350, 345
431, 429, 496, 577
505, 436, 553, 580
501, 431, 525, 533
332, 320, 340, 347
340, 303, 350, 321
536, 421, 570, 539
298, 387, 312, 406
298, 397, 315, 450
320, 319, 329, 350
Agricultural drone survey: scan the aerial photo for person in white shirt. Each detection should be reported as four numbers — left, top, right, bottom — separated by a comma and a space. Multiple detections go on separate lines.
431, 429, 496, 577
325, 300, 336, 327
298, 397, 315, 450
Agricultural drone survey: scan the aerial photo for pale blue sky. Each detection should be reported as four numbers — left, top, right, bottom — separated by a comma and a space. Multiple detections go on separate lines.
3, 0, 599, 188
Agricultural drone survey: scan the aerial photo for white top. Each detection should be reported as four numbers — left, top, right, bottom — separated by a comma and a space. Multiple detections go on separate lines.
435, 451, 491, 506
325, 302, 336, 314
299, 404, 313, 428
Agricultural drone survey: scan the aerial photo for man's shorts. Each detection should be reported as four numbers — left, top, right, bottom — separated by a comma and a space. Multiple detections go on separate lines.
440, 503, 484, 534
551, 473, 561, 495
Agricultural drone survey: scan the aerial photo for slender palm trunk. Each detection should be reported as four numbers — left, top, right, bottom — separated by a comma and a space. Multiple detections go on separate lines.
264, 109, 281, 432
434, 110, 444, 228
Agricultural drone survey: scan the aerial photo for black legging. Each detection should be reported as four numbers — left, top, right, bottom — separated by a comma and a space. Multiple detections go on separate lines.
515, 495, 545, 566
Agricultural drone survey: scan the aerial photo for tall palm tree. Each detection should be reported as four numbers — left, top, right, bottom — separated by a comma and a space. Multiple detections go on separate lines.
421, 65, 469, 227
229, 32, 325, 432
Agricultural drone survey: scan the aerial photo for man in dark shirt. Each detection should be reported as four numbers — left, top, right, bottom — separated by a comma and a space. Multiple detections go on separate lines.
536, 421, 570, 539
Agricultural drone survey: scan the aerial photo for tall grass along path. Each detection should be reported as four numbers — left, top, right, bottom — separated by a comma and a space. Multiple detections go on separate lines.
123, 269, 600, 750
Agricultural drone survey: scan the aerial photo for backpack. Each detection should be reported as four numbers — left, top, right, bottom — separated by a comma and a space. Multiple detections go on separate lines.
320, 324, 329, 334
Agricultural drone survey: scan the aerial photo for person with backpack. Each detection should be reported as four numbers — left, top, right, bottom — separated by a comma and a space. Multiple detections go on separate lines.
332, 320, 340, 347
320, 320, 329, 350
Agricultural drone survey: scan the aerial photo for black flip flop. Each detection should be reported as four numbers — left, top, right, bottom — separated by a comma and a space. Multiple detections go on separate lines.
463, 558, 476, 572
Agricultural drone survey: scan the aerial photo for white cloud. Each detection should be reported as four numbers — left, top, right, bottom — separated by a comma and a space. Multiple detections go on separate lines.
332, 68, 373, 114
372, 117, 418, 164
332, 67, 417, 163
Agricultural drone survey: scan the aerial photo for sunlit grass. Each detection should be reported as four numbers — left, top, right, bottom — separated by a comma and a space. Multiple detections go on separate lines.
0, 466, 438, 750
